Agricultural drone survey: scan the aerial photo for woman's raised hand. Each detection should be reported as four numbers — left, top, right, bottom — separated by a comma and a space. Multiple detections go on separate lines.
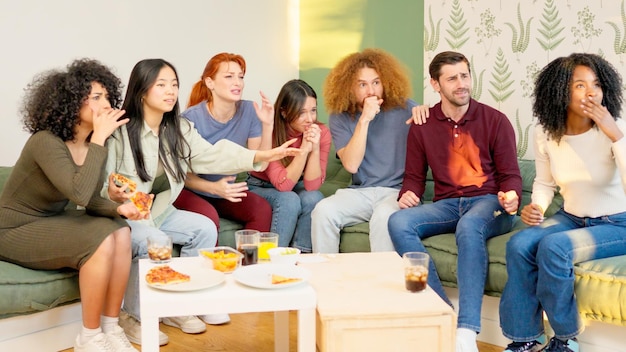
301, 124, 321, 153
253, 91, 275, 126
582, 96, 623, 142
253, 138, 302, 163
91, 108, 128, 146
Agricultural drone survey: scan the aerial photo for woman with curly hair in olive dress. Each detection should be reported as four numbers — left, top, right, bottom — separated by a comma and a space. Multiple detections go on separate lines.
0, 59, 146, 352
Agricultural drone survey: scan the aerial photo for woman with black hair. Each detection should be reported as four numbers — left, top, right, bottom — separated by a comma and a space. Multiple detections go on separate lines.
248, 79, 331, 253
499, 53, 626, 352
102, 58, 299, 345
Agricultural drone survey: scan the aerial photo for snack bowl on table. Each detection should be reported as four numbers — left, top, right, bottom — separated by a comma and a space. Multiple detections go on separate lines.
199, 246, 243, 273
267, 247, 301, 266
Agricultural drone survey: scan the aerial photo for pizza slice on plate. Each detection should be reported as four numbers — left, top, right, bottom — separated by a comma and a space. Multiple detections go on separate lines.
146, 265, 190, 286
271, 274, 302, 285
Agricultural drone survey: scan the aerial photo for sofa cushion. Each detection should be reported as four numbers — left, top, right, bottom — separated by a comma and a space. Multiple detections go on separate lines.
575, 256, 626, 326
421, 220, 527, 296
0, 261, 80, 318
217, 218, 244, 248
339, 222, 371, 253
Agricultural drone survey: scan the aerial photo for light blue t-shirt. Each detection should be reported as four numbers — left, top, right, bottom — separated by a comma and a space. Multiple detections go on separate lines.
182, 100, 261, 188
329, 99, 418, 189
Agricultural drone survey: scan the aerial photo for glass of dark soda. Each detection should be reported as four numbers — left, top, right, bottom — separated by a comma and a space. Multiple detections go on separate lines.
403, 252, 429, 293
235, 229, 260, 266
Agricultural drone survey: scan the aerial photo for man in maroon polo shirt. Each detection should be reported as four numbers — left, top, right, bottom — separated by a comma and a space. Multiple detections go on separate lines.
388, 51, 522, 352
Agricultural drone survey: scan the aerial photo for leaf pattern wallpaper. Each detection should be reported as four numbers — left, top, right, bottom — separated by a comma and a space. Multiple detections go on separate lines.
423, 0, 626, 159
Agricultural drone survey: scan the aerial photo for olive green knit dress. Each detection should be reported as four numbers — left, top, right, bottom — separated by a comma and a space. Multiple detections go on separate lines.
0, 131, 128, 270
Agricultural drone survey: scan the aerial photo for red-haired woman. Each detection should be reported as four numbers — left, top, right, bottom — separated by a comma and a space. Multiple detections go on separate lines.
173, 52, 274, 239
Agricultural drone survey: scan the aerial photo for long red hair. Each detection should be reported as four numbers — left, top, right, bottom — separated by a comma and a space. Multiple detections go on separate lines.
187, 52, 247, 108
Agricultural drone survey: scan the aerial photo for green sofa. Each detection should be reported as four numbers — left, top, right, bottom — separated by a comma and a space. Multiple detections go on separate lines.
1, 154, 625, 328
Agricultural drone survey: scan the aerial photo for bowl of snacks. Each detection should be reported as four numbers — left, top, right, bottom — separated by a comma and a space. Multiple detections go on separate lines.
267, 247, 301, 266
199, 246, 243, 273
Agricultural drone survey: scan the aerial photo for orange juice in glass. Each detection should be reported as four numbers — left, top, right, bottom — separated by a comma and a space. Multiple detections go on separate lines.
258, 232, 279, 260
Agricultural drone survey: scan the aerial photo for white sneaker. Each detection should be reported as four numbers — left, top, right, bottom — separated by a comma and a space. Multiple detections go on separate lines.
162, 315, 207, 334
119, 311, 169, 346
456, 328, 479, 352
74, 333, 114, 352
105, 325, 139, 351
199, 313, 231, 325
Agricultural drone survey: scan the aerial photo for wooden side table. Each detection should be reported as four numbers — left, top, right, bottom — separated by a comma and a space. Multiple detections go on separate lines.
299, 252, 456, 352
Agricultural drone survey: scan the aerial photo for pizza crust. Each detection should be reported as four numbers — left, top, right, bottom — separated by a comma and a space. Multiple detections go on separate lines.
112, 173, 137, 193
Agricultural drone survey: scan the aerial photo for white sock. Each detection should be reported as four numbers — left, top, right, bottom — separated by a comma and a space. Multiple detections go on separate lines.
100, 315, 119, 333
456, 328, 478, 352
79, 326, 102, 346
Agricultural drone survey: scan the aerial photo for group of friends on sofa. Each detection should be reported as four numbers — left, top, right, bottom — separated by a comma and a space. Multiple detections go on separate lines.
0, 47, 625, 352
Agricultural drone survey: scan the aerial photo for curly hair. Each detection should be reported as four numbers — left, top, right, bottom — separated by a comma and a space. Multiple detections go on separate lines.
323, 48, 412, 117
21, 58, 123, 141
533, 53, 623, 143
187, 52, 246, 108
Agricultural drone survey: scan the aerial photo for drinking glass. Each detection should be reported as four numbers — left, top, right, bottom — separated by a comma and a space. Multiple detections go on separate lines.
235, 229, 260, 265
403, 252, 429, 292
258, 232, 279, 261
146, 235, 173, 263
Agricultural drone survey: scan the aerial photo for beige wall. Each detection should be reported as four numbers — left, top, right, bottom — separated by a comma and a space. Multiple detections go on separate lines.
0, 0, 297, 165
5, 1, 620, 164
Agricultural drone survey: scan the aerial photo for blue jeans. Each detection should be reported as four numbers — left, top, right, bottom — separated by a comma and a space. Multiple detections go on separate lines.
388, 194, 514, 332
248, 177, 323, 253
123, 209, 218, 320
499, 209, 626, 342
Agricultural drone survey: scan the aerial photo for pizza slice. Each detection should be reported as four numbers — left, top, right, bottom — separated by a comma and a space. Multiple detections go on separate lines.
146, 265, 190, 285
131, 191, 153, 215
112, 173, 152, 215
271, 274, 302, 285
112, 173, 137, 194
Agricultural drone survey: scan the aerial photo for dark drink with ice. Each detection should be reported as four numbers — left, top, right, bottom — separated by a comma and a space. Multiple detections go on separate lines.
405, 265, 428, 292
238, 244, 258, 266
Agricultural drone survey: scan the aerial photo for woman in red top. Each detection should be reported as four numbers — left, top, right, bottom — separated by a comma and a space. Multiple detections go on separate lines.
248, 79, 331, 252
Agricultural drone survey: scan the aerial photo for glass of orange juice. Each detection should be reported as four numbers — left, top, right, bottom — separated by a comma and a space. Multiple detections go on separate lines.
258, 232, 279, 260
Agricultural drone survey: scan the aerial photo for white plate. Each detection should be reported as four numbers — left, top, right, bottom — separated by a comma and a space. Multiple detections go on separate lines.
233, 263, 311, 289
146, 264, 225, 292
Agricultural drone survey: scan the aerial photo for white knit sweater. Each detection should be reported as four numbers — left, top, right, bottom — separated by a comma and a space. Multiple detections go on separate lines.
532, 118, 626, 218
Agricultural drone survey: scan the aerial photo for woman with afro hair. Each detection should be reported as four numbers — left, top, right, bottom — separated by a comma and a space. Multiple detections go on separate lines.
499, 53, 626, 352
0, 59, 145, 351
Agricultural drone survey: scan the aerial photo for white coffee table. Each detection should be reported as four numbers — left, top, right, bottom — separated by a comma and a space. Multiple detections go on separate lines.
298, 252, 456, 352
139, 257, 316, 351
